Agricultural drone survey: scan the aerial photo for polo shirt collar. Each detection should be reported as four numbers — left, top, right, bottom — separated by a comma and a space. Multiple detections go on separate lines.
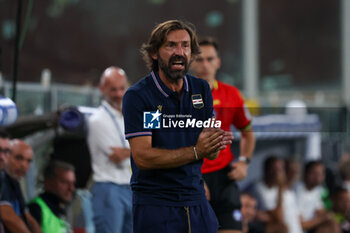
213, 80, 219, 90
151, 70, 189, 98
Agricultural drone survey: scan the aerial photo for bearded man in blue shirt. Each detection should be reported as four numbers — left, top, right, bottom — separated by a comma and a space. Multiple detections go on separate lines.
123, 19, 233, 233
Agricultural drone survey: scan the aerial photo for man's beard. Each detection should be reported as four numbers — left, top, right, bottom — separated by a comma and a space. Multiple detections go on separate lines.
105, 96, 122, 111
158, 54, 189, 81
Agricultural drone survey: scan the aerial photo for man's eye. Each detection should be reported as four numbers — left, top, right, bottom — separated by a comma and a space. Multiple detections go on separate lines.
207, 57, 214, 62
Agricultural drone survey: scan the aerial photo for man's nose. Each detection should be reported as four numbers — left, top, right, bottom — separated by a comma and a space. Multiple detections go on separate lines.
174, 44, 185, 55
69, 183, 75, 192
201, 59, 211, 69
116, 90, 124, 98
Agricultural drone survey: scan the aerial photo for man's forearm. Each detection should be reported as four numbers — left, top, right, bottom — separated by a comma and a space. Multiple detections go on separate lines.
26, 212, 43, 233
130, 144, 197, 169
0, 206, 31, 233
109, 148, 131, 165
240, 130, 255, 159
129, 129, 231, 170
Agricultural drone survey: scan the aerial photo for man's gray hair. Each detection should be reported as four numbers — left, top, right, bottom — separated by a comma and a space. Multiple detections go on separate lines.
43, 160, 75, 180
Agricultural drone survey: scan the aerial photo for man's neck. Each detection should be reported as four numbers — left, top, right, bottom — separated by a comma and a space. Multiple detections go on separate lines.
158, 69, 183, 93
264, 178, 277, 188
5, 170, 20, 182
208, 78, 216, 90
104, 100, 122, 113
304, 182, 315, 191
44, 191, 67, 207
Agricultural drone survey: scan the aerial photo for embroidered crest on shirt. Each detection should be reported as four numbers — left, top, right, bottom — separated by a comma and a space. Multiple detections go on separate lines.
191, 94, 204, 109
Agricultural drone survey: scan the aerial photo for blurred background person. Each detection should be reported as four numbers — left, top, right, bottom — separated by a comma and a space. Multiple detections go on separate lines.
0, 139, 42, 233
87, 66, 132, 233
28, 160, 75, 233
240, 192, 264, 233
191, 36, 255, 233
295, 160, 333, 232
253, 155, 303, 233
331, 187, 350, 233
339, 159, 350, 192
285, 158, 301, 189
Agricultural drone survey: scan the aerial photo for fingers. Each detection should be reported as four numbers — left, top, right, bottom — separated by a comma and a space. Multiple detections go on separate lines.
221, 131, 234, 145
206, 151, 220, 160
227, 169, 235, 180
208, 134, 224, 150
200, 128, 225, 151
227, 162, 248, 181
217, 145, 227, 151
196, 128, 234, 159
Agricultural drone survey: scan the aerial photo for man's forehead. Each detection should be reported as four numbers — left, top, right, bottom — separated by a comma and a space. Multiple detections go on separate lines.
56, 167, 75, 176
199, 45, 217, 55
12, 146, 33, 157
165, 30, 191, 42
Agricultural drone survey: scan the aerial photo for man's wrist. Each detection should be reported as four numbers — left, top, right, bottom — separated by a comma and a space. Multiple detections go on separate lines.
238, 156, 251, 164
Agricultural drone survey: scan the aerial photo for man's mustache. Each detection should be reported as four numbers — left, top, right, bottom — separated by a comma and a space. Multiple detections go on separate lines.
169, 55, 187, 64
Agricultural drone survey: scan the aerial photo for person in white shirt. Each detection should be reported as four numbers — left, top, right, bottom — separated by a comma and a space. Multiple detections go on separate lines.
87, 66, 132, 233
295, 161, 333, 233
339, 158, 350, 192
254, 156, 303, 233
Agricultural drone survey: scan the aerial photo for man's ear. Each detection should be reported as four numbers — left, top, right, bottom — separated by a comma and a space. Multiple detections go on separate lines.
98, 84, 104, 94
151, 52, 158, 60
217, 57, 222, 70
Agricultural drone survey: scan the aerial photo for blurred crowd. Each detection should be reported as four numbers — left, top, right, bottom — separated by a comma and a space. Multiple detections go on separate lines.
1, 125, 350, 233
0, 130, 76, 233
240, 155, 350, 233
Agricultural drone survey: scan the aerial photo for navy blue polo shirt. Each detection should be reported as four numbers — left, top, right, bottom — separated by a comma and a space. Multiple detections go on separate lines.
123, 70, 213, 206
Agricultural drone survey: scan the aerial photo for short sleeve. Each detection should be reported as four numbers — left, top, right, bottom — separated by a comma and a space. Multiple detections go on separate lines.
232, 89, 252, 131
0, 175, 11, 205
122, 89, 152, 139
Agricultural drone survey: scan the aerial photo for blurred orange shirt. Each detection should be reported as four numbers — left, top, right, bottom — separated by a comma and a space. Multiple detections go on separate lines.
201, 80, 252, 174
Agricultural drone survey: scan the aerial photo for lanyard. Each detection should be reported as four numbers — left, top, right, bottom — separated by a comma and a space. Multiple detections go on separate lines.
102, 103, 127, 148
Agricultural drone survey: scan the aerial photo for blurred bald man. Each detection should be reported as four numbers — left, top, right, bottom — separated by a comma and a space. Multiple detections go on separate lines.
87, 66, 133, 233
0, 140, 42, 233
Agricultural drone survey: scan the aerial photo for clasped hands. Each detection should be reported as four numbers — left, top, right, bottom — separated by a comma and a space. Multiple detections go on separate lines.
195, 127, 234, 160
